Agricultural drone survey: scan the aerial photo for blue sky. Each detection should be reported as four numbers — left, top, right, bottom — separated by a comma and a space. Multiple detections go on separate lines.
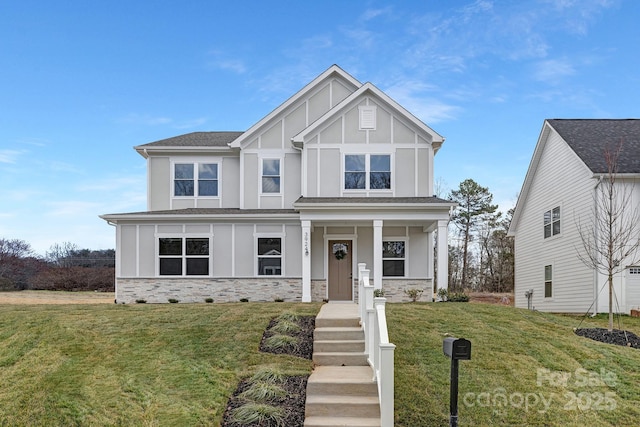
1, 0, 638, 256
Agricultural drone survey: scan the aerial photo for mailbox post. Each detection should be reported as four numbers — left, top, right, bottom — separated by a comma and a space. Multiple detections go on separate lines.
443, 337, 471, 427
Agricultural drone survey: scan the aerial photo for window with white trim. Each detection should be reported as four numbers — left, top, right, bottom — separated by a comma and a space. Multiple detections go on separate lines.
344, 154, 391, 190
257, 237, 282, 275
630, 267, 640, 275
383, 241, 405, 277
543, 207, 560, 238
261, 159, 281, 194
174, 163, 218, 197
159, 237, 210, 276
544, 265, 552, 298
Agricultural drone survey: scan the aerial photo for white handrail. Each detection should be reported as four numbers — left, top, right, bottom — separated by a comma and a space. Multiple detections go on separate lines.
358, 264, 395, 427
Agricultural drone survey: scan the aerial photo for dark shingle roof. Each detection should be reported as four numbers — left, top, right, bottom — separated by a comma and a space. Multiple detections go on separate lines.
547, 119, 640, 174
295, 196, 454, 204
139, 131, 244, 147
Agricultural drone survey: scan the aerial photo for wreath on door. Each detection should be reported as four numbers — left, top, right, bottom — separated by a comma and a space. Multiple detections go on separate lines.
332, 243, 348, 260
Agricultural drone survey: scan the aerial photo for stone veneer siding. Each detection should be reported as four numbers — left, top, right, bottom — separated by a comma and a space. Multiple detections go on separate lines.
380, 279, 433, 303
116, 277, 304, 304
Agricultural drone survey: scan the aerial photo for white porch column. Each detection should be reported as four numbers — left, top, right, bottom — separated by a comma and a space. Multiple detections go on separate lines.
301, 220, 311, 302
373, 220, 383, 290
437, 220, 449, 292
426, 230, 434, 279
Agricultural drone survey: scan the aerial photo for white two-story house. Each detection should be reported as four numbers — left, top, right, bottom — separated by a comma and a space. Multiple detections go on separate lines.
101, 65, 455, 303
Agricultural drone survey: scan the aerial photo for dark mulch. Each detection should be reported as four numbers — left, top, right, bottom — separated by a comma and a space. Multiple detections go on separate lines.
259, 315, 315, 359
221, 376, 308, 427
221, 315, 316, 426
575, 328, 640, 349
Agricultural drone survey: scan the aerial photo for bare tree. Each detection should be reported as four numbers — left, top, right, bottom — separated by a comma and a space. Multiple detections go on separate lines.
576, 142, 640, 331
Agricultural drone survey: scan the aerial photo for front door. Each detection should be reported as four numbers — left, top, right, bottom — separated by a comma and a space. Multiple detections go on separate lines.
328, 240, 353, 301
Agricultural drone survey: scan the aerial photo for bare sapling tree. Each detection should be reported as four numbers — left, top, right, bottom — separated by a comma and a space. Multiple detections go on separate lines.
576, 142, 640, 331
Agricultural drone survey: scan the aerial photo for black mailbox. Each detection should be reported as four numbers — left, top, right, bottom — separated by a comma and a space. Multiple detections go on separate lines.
443, 337, 471, 360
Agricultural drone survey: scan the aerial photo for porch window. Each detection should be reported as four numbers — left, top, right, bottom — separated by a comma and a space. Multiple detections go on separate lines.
262, 159, 281, 193
174, 163, 218, 197
257, 238, 282, 275
159, 237, 210, 276
544, 265, 552, 298
383, 241, 405, 277
543, 207, 560, 238
344, 154, 391, 190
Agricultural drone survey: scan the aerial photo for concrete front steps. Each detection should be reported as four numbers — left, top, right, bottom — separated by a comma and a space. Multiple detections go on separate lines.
305, 303, 381, 427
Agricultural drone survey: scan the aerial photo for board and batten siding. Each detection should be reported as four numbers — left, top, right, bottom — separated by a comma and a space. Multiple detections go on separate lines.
302, 96, 434, 198
514, 129, 595, 312
115, 222, 302, 279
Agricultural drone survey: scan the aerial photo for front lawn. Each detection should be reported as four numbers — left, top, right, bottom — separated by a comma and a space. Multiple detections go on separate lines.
2, 299, 640, 426
389, 302, 640, 426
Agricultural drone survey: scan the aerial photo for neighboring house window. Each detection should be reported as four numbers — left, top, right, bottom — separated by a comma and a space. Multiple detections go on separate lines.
544, 265, 552, 298
262, 159, 281, 193
159, 237, 210, 276
630, 267, 640, 275
543, 207, 560, 238
257, 238, 282, 275
174, 163, 218, 197
383, 241, 405, 277
344, 154, 391, 190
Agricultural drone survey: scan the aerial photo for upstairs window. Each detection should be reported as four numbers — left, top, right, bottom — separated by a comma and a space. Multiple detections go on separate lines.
344, 154, 391, 190
174, 163, 218, 197
257, 238, 282, 275
262, 159, 281, 194
543, 207, 560, 238
383, 241, 405, 277
159, 237, 210, 276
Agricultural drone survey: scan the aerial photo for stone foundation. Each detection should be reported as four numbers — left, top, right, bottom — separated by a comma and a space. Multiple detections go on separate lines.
380, 279, 433, 303
116, 277, 304, 304
311, 280, 327, 302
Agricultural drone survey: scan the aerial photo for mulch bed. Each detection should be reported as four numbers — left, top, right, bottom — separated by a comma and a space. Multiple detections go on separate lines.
259, 315, 315, 359
575, 328, 640, 349
221, 315, 316, 426
221, 376, 308, 427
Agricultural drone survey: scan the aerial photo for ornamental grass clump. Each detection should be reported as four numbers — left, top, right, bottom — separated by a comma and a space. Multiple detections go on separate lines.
270, 319, 301, 335
263, 334, 299, 352
277, 311, 300, 322
229, 403, 286, 427
239, 381, 287, 403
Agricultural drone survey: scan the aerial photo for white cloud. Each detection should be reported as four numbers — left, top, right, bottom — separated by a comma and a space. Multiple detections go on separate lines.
118, 113, 173, 126
533, 58, 576, 83
0, 149, 25, 164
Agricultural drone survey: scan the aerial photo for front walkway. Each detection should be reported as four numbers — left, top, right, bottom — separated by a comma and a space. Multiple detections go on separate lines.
304, 303, 381, 427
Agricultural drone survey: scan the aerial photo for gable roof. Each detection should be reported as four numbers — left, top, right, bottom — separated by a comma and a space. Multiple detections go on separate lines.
137, 131, 243, 148
547, 119, 640, 174
291, 82, 445, 151
508, 119, 640, 236
229, 65, 362, 148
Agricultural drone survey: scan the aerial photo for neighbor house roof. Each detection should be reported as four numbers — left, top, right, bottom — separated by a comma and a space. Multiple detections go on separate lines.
547, 119, 640, 174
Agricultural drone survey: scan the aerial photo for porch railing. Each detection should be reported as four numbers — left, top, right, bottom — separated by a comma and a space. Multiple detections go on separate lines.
358, 263, 395, 427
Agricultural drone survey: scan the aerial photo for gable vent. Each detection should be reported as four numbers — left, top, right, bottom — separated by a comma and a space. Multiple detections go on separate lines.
359, 106, 377, 130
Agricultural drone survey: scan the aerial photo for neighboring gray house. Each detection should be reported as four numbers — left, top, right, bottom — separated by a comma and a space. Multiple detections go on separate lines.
508, 119, 640, 313
101, 65, 455, 304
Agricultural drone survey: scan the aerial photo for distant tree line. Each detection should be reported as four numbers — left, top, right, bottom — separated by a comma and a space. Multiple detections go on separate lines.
0, 239, 114, 292
445, 178, 515, 293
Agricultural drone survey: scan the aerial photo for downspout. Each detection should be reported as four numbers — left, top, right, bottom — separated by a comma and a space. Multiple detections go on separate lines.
592, 175, 604, 316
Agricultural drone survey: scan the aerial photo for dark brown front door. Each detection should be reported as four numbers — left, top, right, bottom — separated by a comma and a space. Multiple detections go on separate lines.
328, 240, 353, 301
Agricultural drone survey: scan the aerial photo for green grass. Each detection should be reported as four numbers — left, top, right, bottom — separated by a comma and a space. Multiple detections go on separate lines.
389, 302, 640, 426
3, 300, 640, 426
0, 302, 319, 426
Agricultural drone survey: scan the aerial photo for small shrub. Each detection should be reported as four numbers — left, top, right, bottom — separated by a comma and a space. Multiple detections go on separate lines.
437, 288, 448, 301
270, 319, 301, 335
374, 288, 385, 298
449, 292, 470, 302
263, 334, 299, 352
204, 298, 213, 303
404, 288, 423, 302
239, 382, 287, 402
135, 299, 146, 304
277, 311, 300, 322
240, 298, 249, 302
168, 298, 179, 303
274, 298, 284, 302
230, 403, 285, 427
250, 368, 286, 384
